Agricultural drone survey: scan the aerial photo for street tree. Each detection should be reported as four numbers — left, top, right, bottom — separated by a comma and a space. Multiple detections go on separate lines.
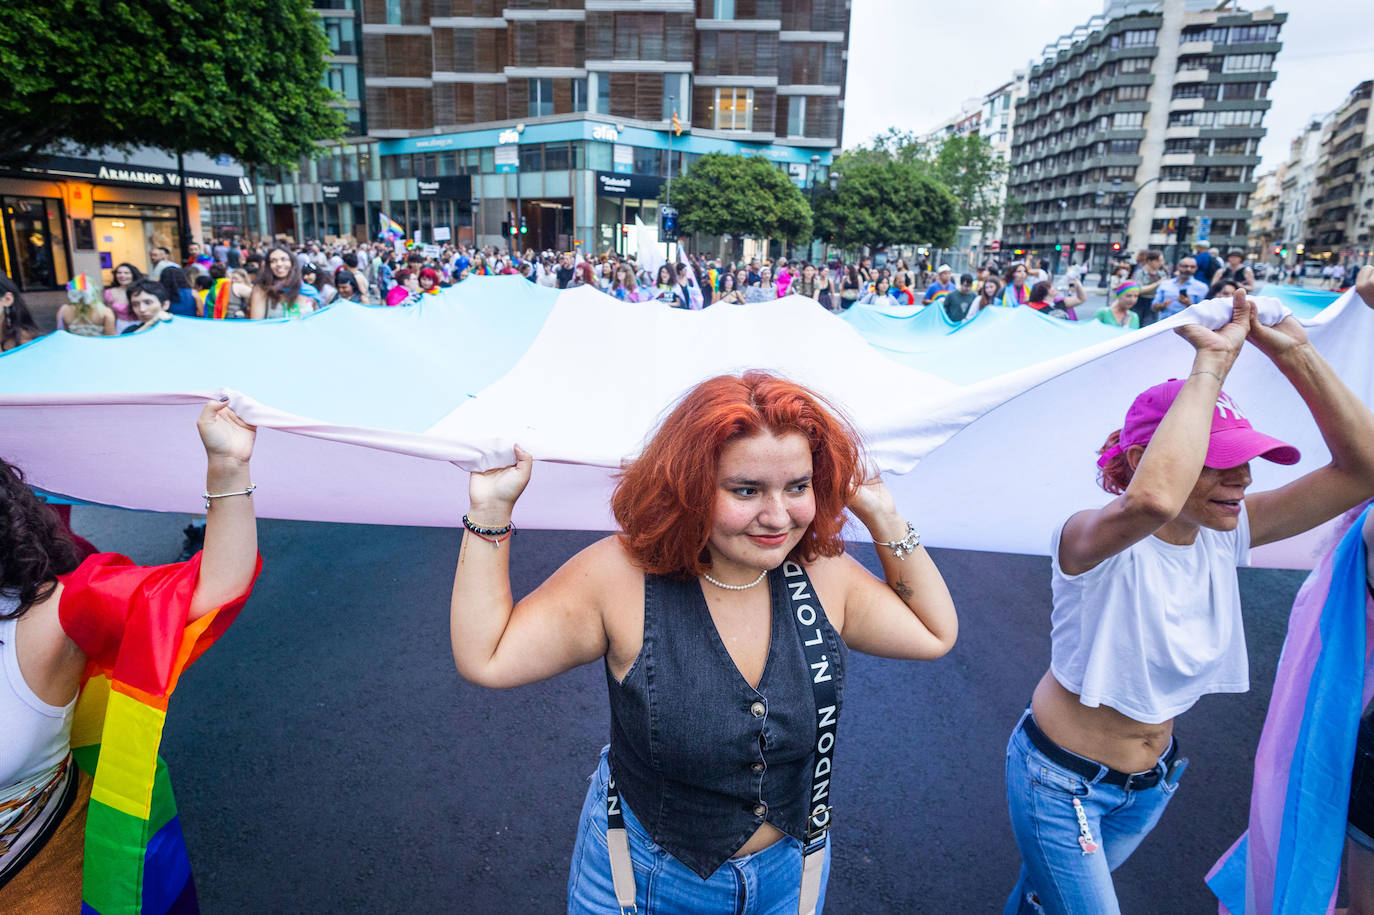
813, 155, 959, 252
0, 0, 344, 169
931, 133, 1009, 235
671, 153, 812, 254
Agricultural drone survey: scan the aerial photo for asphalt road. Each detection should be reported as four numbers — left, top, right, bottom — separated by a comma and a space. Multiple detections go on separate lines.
70, 504, 1310, 914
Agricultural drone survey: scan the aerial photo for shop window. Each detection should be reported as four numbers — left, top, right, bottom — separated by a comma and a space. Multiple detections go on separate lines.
518, 143, 544, 171
545, 142, 571, 171
633, 146, 662, 175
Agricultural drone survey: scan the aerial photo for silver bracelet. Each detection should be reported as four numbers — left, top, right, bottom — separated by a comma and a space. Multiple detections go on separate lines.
876, 522, 921, 560
203, 483, 256, 510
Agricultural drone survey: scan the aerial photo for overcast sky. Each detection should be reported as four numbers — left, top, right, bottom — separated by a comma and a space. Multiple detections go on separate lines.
842, 0, 1374, 174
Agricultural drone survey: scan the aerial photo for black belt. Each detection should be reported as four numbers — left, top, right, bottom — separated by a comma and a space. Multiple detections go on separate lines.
1020, 712, 1179, 791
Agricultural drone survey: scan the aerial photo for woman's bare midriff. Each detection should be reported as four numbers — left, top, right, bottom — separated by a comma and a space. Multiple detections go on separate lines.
734, 823, 787, 857
1030, 671, 1174, 774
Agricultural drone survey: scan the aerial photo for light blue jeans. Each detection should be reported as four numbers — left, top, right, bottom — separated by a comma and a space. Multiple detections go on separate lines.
567, 747, 831, 914
1003, 715, 1182, 915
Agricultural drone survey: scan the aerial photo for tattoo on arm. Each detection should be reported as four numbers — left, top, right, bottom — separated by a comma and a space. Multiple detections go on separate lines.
891, 579, 914, 600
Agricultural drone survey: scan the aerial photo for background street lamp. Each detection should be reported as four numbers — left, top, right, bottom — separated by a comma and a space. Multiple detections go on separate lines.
807, 154, 822, 261
1098, 177, 1123, 287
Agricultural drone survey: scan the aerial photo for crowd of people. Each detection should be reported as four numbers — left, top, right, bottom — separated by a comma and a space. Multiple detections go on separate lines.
0, 231, 1364, 355
5, 208, 1374, 915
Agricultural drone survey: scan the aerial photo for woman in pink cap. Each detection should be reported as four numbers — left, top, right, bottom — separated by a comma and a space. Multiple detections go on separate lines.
1003, 289, 1374, 915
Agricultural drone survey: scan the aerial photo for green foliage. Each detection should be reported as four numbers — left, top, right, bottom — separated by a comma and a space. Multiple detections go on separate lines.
822, 130, 1009, 242
812, 153, 959, 251
930, 133, 1009, 234
671, 153, 812, 244
0, 0, 344, 168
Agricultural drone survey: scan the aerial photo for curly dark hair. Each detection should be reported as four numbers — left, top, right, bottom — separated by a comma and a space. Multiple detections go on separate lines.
1, 457, 80, 619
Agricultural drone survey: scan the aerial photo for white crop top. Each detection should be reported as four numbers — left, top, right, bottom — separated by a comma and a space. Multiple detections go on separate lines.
1048, 504, 1251, 724
0, 599, 76, 792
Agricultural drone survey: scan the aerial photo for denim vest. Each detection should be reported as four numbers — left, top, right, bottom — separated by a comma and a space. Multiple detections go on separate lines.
606, 564, 847, 878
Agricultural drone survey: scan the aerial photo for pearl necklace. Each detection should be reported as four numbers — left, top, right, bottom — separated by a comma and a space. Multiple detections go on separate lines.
702, 569, 768, 590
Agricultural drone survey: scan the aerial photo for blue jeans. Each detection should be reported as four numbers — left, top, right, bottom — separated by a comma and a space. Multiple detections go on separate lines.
567, 747, 831, 914
1003, 714, 1182, 915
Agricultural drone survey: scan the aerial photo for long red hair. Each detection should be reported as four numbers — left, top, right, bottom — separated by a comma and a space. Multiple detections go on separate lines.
612, 371, 867, 578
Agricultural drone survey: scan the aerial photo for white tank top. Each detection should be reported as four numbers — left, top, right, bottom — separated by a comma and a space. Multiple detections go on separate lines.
0, 598, 76, 792
1048, 505, 1252, 725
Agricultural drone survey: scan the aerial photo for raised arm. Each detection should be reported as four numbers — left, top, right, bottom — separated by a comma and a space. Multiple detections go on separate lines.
832, 478, 957, 660
190, 400, 259, 620
1062, 277, 1087, 308
449, 447, 610, 689
1246, 268, 1374, 546
1059, 290, 1252, 574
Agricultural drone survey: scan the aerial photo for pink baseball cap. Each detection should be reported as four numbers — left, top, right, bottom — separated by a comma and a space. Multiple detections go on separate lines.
1097, 378, 1300, 469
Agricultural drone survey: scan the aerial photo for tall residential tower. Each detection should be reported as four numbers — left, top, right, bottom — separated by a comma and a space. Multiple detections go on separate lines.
1002, 0, 1282, 269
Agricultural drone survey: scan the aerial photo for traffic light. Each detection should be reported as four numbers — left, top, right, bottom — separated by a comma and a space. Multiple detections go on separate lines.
659, 205, 679, 242
1111, 241, 1122, 253
1176, 215, 1191, 243
519, 215, 527, 235
1054, 243, 1063, 252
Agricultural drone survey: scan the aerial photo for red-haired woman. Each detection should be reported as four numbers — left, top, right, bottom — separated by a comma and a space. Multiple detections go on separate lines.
450, 371, 957, 913
1003, 288, 1374, 915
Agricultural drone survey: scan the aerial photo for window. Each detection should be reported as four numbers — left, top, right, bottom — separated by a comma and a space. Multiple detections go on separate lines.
572, 77, 588, 113
595, 73, 610, 114
529, 78, 553, 117
1223, 53, 1274, 72
544, 142, 571, 171
1108, 139, 1139, 155
385, 0, 401, 25
1113, 111, 1144, 129
633, 146, 662, 175
1122, 29, 1157, 47
787, 97, 805, 136
1230, 24, 1279, 43
1116, 84, 1149, 101
1181, 25, 1228, 44
713, 88, 753, 130
713, 0, 735, 17
1220, 81, 1263, 100
1118, 56, 1152, 74
1211, 137, 1250, 155
519, 143, 543, 171
323, 18, 357, 56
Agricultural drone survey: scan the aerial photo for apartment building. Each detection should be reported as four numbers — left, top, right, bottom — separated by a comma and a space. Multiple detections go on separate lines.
1309, 80, 1373, 262
203, 0, 851, 253
1002, 0, 1283, 269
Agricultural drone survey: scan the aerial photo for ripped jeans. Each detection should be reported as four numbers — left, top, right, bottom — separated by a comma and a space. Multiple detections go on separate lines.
1002, 714, 1182, 915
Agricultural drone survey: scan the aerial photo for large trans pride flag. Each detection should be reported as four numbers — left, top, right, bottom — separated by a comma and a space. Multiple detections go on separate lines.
0, 276, 1369, 569
1206, 503, 1372, 914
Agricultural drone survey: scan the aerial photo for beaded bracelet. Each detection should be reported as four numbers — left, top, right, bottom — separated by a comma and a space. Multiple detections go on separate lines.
462, 513, 516, 548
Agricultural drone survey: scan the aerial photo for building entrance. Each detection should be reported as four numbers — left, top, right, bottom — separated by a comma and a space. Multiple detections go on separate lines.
1, 196, 69, 291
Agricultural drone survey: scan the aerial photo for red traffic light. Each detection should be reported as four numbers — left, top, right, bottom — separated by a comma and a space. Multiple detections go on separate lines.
1111, 242, 1122, 252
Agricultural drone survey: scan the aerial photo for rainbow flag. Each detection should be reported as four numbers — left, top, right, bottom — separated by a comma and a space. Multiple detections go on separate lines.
206, 279, 232, 320
378, 213, 404, 243
1207, 503, 1372, 914
68, 273, 90, 296
62, 552, 259, 915
930, 289, 950, 305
